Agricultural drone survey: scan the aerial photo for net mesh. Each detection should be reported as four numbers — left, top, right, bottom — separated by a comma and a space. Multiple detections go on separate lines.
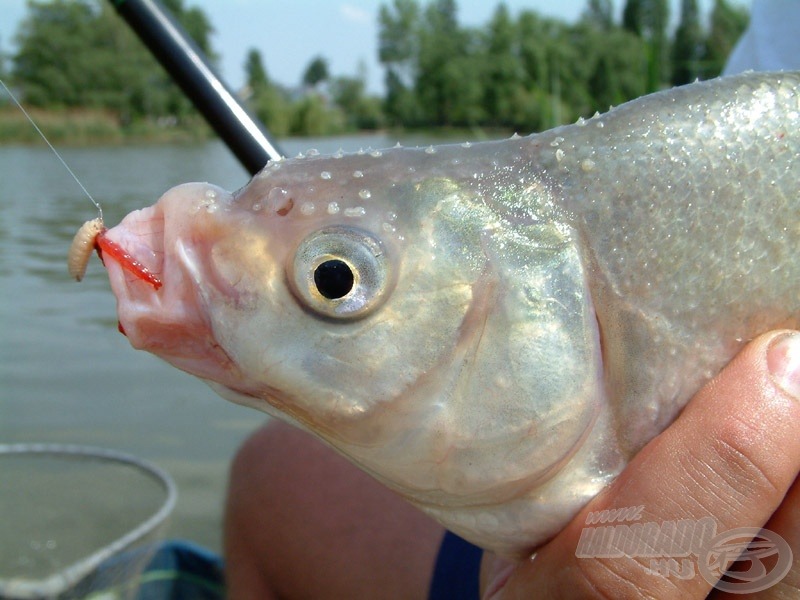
0, 444, 177, 599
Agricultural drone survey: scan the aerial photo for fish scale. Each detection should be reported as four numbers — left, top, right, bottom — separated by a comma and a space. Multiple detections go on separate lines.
95, 71, 798, 558
554, 74, 799, 457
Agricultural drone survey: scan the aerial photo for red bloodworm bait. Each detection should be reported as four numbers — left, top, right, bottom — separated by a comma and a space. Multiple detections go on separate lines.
95, 229, 163, 290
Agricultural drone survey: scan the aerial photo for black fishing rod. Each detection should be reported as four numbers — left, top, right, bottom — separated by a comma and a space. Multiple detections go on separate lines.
107, 0, 284, 175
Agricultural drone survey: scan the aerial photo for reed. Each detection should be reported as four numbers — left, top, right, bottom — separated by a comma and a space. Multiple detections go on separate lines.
0, 107, 212, 145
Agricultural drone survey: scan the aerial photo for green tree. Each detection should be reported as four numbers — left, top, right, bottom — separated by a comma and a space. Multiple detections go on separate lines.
153, 0, 216, 119
483, 4, 522, 127
378, 0, 419, 74
703, 0, 749, 77
243, 48, 291, 137
672, 0, 703, 85
579, 0, 648, 110
622, 0, 642, 35
13, 0, 99, 107
91, 3, 168, 120
372, 0, 725, 134
415, 0, 482, 126
378, 0, 421, 125
0, 35, 8, 83
330, 71, 384, 130
12, 0, 216, 125
162, 0, 215, 58
583, 25, 648, 111
252, 85, 291, 138
383, 69, 421, 126
302, 56, 330, 88
582, 0, 614, 30
622, 0, 670, 91
245, 48, 269, 92
515, 12, 589, 130
290, 94, 344, 136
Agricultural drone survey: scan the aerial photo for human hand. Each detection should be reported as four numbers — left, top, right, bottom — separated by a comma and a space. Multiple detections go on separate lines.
481, 330, 800, 599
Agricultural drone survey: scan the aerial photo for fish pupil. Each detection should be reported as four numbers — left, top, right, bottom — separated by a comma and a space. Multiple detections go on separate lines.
314, 259, 354, 299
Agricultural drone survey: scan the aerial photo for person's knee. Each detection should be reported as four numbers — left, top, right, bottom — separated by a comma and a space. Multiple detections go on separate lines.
231, 419, 305, 470
229, 419, 326, 491
224, 417, 446, 598
227, 419, 322, 525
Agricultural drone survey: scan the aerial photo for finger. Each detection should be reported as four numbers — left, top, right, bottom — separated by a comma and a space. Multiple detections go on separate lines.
485, 330, 800, 600
710, 474, 799, 600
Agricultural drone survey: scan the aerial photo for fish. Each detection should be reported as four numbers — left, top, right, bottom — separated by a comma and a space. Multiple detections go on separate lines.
99, 71, 799, 558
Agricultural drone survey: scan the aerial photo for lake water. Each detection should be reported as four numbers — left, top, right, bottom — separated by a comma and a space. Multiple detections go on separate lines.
0, 133, 460, 565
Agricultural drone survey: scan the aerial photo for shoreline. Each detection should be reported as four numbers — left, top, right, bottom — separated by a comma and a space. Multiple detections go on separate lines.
0, 106, 213, 146
0, 106, 514, 147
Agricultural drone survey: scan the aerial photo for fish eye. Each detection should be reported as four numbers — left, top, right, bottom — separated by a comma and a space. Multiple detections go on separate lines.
291, 227, 390, 319
314, 259, 354, 299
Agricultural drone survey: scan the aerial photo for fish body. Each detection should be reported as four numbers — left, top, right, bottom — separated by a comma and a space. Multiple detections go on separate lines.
102, 72, 799, 557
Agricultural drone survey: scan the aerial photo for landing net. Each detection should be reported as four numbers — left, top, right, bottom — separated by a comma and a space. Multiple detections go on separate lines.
0, 444, 177, 599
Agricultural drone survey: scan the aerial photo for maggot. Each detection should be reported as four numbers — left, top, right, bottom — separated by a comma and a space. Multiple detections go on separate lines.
68, 217, 104, 282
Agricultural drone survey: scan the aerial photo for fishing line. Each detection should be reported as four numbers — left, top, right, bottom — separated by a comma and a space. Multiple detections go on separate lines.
0, 78, 103, 221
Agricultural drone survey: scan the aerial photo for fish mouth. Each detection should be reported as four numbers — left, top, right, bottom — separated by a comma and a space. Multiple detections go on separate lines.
102, 205, 165, 294
102, 203, 166, 340
102, 183, 238, 383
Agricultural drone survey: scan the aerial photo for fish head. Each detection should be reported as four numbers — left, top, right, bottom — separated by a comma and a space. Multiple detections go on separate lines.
104, 144, 606, 556
111, 152, 486, 421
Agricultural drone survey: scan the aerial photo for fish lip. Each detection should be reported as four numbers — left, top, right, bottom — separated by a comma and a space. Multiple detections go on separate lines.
102, 205, 165, 297
101, 202, 234, 379
101, 205, 166, 352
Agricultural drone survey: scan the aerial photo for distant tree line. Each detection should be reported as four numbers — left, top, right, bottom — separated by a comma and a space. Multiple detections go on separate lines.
3, 0, 749, 140
242, 50, 385, 137
378, 0, 749, 131
9, 0, 214, 125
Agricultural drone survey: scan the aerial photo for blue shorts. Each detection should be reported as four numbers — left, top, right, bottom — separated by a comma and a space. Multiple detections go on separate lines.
429, 530, 484, 600
75, 540, 225, 599
79, 536, 481, 598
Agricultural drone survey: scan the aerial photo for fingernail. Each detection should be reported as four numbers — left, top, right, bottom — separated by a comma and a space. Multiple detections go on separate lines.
767, 332, 800, 401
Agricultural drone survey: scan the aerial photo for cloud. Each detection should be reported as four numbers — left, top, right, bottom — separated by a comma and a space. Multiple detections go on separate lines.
340, 3, 371, 25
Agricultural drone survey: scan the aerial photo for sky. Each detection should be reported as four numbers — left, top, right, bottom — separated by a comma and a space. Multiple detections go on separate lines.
0, 0, 744, 94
